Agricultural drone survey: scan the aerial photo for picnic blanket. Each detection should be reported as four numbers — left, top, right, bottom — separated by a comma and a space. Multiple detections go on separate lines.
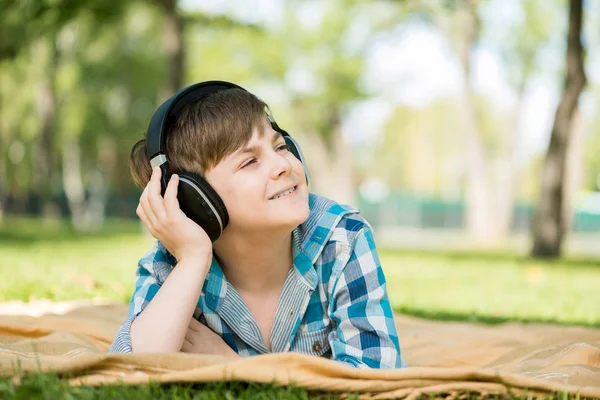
0, 302, 599, 399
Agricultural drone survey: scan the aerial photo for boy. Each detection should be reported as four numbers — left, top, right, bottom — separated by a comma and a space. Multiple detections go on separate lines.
109, 81, 406, 369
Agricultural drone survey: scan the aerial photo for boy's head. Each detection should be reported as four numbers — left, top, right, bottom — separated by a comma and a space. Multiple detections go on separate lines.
130, 87, 309, 235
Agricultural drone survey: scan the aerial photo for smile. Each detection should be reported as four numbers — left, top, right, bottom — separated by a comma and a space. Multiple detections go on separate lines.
270, 186, 297, 200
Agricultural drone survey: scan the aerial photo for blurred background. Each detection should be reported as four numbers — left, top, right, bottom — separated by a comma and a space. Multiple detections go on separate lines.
1, 0, 599, 326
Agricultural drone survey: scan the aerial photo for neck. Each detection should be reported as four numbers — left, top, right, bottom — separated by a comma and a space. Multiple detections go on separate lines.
213, 227, 294, 294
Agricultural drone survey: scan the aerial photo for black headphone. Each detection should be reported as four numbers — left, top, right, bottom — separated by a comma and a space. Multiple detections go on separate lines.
146, 80, 310, 242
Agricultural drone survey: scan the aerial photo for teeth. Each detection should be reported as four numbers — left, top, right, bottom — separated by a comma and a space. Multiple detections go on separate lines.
272, 186, 296, 199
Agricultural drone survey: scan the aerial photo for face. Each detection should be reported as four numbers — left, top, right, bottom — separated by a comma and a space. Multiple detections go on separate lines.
204, 121, 310, 234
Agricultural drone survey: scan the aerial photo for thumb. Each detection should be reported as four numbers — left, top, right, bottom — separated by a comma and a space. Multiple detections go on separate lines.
164, 174, 181, 215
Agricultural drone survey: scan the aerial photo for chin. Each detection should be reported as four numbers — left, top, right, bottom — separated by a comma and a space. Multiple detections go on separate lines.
273, 200, 310, 229
293, 203, 310, 225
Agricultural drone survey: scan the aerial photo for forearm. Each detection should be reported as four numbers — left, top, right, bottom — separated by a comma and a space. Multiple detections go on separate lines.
130, 254, 211, 353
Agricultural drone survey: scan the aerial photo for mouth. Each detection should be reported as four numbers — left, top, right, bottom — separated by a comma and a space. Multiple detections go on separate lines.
269, 185, 298, 200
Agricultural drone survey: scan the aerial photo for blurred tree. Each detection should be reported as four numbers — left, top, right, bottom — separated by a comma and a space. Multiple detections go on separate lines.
1, 0, 127, 223
482, 0, 555, 238
583, 89, 600, 192
531, 0, 586, 258
414, 0, 555, 242
452, 0, 499, 242
55, 5, 165, 230
406, 0, 500, 241
33, 35, 60, 219
280, 0, 403, 206
157, 0, 184, 100
371, 100, 462, 198
1, 0, 258, 228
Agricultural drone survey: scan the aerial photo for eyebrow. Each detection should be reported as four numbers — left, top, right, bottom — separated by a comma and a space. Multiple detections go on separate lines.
234, 131, 283, 158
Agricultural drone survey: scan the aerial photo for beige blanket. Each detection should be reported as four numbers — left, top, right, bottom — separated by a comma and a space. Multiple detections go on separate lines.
0, 302, 599, 398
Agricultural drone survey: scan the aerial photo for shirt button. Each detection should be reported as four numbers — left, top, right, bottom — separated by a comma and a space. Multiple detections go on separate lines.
312, 341, 321, 352
289, 309, 294, 316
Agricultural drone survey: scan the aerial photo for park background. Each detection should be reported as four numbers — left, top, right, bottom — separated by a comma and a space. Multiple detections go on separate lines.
1, 0, 599, 335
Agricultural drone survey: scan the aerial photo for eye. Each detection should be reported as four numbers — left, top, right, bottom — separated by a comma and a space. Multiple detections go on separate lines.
241, 158, 256, 169
276, 144, 288, 152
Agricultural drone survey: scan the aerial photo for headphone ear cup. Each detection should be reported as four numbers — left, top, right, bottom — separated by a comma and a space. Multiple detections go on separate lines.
175, 171, 229, 242
284, 136, 310, 186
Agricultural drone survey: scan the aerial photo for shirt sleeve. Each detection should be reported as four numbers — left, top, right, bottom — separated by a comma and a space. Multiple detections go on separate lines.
108, 243, 173, 353
328, 226, 406, 369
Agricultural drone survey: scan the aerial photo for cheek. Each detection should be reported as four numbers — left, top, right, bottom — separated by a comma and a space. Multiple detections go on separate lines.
220, 179, 261, 210
290, 156, 305, 176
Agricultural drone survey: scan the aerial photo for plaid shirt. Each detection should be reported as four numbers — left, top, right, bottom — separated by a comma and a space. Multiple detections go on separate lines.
109, 194, 405, 369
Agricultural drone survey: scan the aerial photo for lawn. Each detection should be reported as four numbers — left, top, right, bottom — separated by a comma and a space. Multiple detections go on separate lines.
0, 373, 581, 400
1, 217, 599, 326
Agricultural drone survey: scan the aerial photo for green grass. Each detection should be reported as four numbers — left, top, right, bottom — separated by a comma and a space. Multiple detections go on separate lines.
380, 249, 600, 327
0, 216, 157, 303
0, 372, 350, 400
0, 372, 586, 399
1, 217, 599, 326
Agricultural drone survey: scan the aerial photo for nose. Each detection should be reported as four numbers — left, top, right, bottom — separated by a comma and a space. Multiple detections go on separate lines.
268, 150, 293, 180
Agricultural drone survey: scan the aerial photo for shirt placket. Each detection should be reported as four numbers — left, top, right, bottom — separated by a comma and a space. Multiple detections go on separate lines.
269, 267, 316, 353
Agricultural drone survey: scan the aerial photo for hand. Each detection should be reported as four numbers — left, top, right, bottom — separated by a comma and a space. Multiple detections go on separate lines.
137, 167, 213, 262
181, 318, 240, 360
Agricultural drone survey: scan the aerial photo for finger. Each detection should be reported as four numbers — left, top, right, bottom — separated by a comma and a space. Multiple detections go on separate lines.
164, 174, 181, 217
181, 337, 193, 353
136, 203, 155, 236
139, 182, 158, 229
147, 168, 167, 224
188, 317, 201, 332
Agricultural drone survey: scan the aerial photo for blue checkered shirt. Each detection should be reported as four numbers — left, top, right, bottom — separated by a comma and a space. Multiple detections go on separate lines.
109, 194, 406, 369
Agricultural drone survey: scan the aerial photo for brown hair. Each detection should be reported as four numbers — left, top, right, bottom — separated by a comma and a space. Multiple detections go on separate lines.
130, 88, 268, 188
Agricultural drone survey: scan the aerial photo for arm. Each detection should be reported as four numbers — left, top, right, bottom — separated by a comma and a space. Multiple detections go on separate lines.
329, 226, 405, 369
129, 253, 211, 353
109, 166, 214, 353
108, 245, 210, 353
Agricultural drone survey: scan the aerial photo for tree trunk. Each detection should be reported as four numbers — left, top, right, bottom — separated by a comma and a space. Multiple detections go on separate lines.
0, 88, 5, 220
158, 0, 184, 100
531, 0, 586, 258
305, 131, 356, 207
62, 140, 107, 232
33, 36, 60, 219
494, 86, 526, 238
62, 140, 87, 230
0, 137, 5, 221
456, 0, 497, 242
290, 98, 356, 207
561, 107, 584, 234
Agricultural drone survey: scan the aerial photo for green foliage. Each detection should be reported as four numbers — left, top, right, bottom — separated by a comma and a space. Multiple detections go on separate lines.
369, 100, 462, 196
1, 0, 599, 253
0, 0, 127, 60
280, 0, 403, 146
583, 88, 600, 192
0, 0, 278, 208
481, 0, 559, 89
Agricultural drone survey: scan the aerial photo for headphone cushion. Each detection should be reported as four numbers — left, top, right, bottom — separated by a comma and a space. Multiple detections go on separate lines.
175, 171, 229, 242
284, 136, 301, 162
284, 136, 310, 186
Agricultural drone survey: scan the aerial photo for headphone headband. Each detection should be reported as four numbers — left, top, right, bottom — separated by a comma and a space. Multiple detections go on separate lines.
146, 80, 245, 163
